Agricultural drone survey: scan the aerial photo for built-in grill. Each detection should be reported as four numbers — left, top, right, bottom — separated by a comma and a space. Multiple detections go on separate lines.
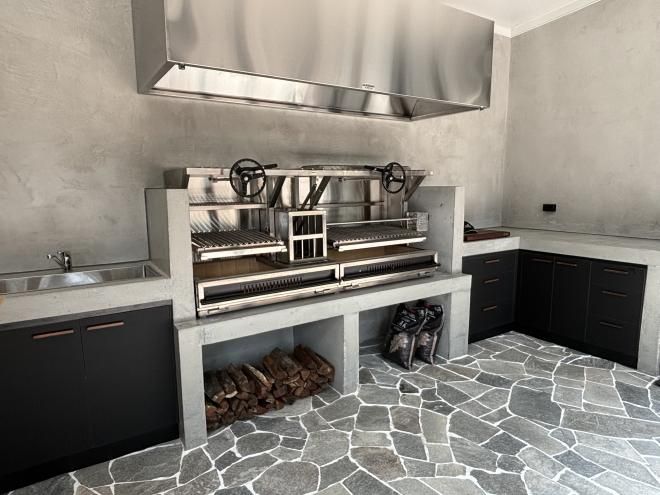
166, 162, 438, 317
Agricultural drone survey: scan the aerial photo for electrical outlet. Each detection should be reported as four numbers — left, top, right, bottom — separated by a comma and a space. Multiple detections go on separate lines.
543, 203, 557, 212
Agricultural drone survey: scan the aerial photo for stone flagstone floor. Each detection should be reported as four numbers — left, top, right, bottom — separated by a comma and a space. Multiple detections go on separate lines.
9, 331, 660, 495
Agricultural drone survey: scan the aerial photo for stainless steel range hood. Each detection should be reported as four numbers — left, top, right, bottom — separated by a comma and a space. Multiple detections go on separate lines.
132, 0, 494, 121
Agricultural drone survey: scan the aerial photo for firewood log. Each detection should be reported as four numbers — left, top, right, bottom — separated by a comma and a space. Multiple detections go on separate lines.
263, 354, 287, 380
243, 363, 273, 388
218, 370, 238, 398
228, 364, 254, 394
270, 348, 302, 377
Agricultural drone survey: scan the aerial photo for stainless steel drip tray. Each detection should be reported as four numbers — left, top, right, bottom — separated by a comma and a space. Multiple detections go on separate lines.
327, 225, 426, 251
193, 258, 340, 316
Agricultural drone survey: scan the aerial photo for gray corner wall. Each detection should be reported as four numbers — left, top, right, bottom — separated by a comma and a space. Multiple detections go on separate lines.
0, 1, 510, 274
503, 0, 660, 239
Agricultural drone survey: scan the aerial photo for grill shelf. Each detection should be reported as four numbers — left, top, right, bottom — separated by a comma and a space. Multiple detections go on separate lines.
192, 230, 286, 261
327, 225, 426, 251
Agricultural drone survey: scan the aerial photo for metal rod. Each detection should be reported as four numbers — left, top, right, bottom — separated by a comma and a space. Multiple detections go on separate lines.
327, 218, 413, 226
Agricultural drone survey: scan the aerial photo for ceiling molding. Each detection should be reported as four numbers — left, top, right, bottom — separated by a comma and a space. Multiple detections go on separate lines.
510, 0, 604, 37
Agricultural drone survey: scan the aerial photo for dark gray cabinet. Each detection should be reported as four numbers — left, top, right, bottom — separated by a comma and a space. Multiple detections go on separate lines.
517, 252, 554, 334
549, 256, 591, 340
463, 251, 518, 342
0, 305, 178, 492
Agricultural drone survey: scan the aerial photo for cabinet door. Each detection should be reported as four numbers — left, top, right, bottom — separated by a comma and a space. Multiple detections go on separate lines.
550, 256, 591, 341
80, 306, 178, 447
517, 252, 554, 334
0, 322, 87, 476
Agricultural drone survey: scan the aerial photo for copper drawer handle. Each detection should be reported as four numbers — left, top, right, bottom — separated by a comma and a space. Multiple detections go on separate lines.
602, 290, 627, 298
483, 278, 500, 285
532, 258, 553, 264
599, 321, 623, 329
484, 259, 501, 265
87, 321, 125, 332
604, 268, 629, 275
556, 261, 578, 268
32, 329, 74, 340
482, 305, 498, 312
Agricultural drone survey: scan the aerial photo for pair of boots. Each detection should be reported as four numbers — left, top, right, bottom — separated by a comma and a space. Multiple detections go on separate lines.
382, 300, 445, 370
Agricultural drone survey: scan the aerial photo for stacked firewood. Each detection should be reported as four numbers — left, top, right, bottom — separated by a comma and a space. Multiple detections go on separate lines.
204, 346, 334, 430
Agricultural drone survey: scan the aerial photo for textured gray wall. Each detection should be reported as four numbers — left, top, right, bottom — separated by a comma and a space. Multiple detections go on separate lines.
503, 0, 660, 239
0, 1, 510, 274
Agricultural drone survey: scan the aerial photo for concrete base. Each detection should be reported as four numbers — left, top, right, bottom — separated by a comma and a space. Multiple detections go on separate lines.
175, 273, 471, 449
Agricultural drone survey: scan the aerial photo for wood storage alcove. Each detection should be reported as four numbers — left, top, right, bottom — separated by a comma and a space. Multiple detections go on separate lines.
204, 346, 334, 429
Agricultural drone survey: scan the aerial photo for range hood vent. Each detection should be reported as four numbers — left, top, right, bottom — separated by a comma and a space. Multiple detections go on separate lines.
132, 0, 494, 121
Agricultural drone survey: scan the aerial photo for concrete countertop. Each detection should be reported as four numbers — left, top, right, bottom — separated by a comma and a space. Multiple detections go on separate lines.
0, 261, 173, 327
463, 227, 660, 266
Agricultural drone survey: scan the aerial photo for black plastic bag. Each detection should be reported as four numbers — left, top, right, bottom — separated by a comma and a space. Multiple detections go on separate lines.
414, 301, 445, 364
382, 304, 427, 369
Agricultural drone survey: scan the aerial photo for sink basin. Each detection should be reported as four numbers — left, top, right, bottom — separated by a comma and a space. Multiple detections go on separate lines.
0, 263, 163, 295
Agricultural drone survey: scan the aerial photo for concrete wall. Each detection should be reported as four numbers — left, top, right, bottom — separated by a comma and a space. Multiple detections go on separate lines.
503, 0, 660, 239
0, 1, 511, 274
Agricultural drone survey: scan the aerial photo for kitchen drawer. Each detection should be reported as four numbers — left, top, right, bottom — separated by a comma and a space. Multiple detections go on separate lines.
589, 284, 644, 324
591, 261, 646, 294
470, 301, 514, 333
586, 314, 640, 358
472, 270, 516, 304
463, 251, 517, 277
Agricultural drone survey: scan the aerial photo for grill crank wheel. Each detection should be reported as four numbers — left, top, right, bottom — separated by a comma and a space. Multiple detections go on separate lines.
229, 158, 278, 198
365, 162, 407, 194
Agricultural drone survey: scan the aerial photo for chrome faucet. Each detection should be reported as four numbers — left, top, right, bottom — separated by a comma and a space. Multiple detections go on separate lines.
47, 251, 72, 272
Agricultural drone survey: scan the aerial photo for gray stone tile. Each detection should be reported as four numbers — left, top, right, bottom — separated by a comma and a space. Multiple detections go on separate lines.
280, 436, 306, 450
352, 447, 405, 481
215, 486, 256, 494
423, 477, 484, 495
612, 370, 649, 387
319, 456, 359, 491
214, 451, 240, 472
583, 382, 624, 409
359, 368, 376, 384
418, 365, 465, 382
404, 458, 436, 477
449, 437, 497, 471
450, 380, 492, 397
519, 446, 564, 478
236, 432, 280, 456
351, 430, 391, 447
562, 409, 660, 438
252, 416, 307, 438
12, 474, 75, 495
114, 478, 177, 495
427, 443, 452, 463
389, 478, 438, 495
458, 400, 492, 417
317, 395, 361, 422
525, 356, 558, 375
420, 409, 448, 444
355, 405, 390, 431
400, 372, 436, 389
550, 428, 576, 447
472, 470, 527, 495
475, 372, 515, 389
318, 485, 351, 495
478, 340, 510, 353
301, 410, 332, 432
165, 469, 219, 495
523, 470, 574, 495
434, 462, 466, 477
583, 401, 627, 416
616, 381, 651, 407
111, 444, 182, 482
253, 462, 319, 495
499, 417, 565, 455
623, 401, 660, 421
585, 368, 613, 385
552, 385, 582, 407
222, 454, 277, 487
272, 446, 302, 461
343, 470, 398, 495
448, 410, 499, 444
475, 389, 510, 410
400, 394, 422, 408
435, 382, 471, 405
554, 449, 605, 478
555, 364, 586, 381
331, 416, 355, 432
509, 386, 562, 426
557, 471, 611, 495
230, 421, 256, 437
391, 431, 427, 460
517, 377, 555, 390
399, 380, 419, 394
491, 348, 530, 363
442, 364, 480, 379
554, 376, 586, 389
358, 384, 400, 405
482, 432, 526, 455
421, 400, 455, 415
480, 406, 511, 424
570, 356, 615, 369
302, 430, 350, 465
575, 445, 659, 486
594, 471, 660, 495
477, 359, 526, 376
371, 369, 400, 386
73, 461, 112, 488
574, 431, 645, 462
629, 439, 660, 456
497, 455, 526, 473
391, 406, 421, 434
179, 448, 212, 485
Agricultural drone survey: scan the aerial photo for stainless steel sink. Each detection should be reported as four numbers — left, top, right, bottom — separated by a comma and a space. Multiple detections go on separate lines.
0, 263, 164, 295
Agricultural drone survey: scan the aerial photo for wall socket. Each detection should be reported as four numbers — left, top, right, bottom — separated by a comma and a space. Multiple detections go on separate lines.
543, 203, 557, 212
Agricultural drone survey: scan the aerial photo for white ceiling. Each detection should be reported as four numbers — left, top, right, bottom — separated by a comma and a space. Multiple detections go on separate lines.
443, 0, 603, 37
